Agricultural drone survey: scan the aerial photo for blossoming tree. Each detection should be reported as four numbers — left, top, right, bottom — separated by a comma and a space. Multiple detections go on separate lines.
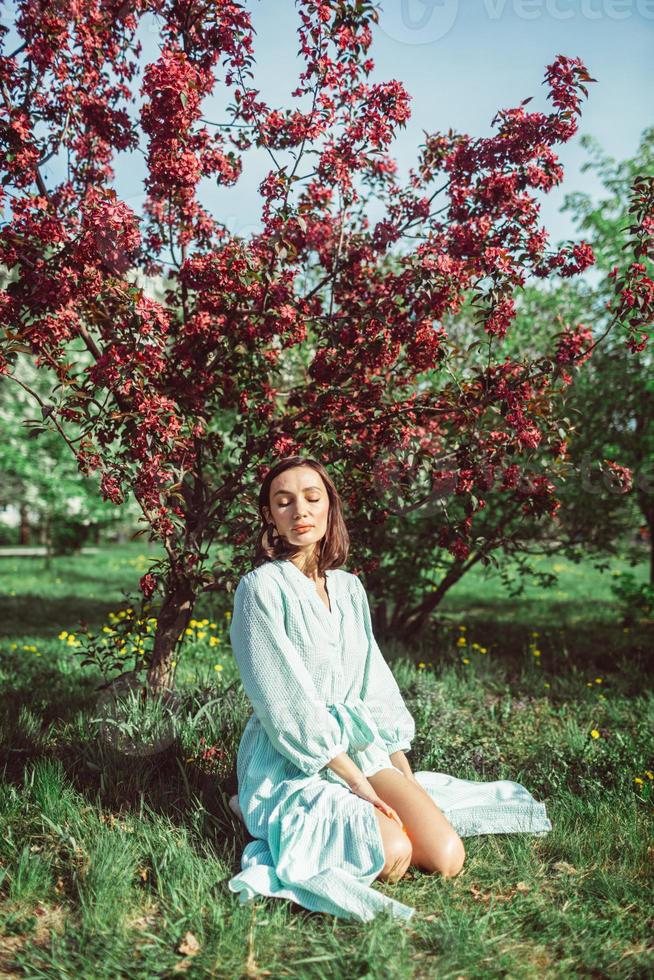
1, 1, 652, 688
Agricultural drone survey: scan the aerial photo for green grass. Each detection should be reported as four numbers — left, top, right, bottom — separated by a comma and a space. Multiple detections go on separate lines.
1, 545, 652, 978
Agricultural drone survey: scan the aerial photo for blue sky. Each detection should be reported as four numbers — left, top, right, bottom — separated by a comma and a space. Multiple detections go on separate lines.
5, 0, 654, 251
211, 0, 654, 247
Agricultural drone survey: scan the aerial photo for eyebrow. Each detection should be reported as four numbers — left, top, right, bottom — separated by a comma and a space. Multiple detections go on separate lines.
273, 486, 323, 496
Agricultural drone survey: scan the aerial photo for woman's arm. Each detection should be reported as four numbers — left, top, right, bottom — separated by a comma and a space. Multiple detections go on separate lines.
230, 573, 349, 775
326, 751, 405, 828
389, 749, 419, 782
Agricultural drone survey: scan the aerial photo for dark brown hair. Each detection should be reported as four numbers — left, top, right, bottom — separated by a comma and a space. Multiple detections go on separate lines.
252, 455, 350, 572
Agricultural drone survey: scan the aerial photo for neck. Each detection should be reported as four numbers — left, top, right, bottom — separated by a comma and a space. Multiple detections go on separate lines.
292, 548, 322, 581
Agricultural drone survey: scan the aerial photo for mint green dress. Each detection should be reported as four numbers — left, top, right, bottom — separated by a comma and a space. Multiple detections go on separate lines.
227, 558, 552, 922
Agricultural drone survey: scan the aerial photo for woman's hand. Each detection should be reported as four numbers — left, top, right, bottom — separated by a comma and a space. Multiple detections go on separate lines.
348, 776, 405, 831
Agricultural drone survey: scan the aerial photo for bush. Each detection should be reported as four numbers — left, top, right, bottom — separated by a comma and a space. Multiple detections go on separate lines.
610, 570, 654, 625
50, 518, 93, 555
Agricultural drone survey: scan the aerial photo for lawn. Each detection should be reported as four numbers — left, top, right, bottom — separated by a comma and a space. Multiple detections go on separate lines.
0, 544, 652, 978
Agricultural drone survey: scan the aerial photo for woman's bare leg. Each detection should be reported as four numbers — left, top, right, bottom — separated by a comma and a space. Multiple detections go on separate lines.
369, 768, 465, 878
374, 807, 413, 883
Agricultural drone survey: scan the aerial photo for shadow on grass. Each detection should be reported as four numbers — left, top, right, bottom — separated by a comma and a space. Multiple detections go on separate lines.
0, 643, 249, 875
0, 595, 130, 639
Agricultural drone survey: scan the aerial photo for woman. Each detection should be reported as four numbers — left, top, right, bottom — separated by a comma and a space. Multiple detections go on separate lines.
227, 456, 551, 922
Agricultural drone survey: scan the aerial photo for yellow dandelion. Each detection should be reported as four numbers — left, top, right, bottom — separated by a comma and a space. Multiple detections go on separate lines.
531, 631, 539, 637
458, 625, 467, 631
479, 646, 488, 654
197, 631, 206, 640
184, 627, 194, 636
58, 631, 68, 640
543, 682, 550, 688
171, 660, 177, 668
462, 657, 470, 665
209, 636, 220, 647
214, 664, 224, 672
200, 619, 209, 627
456, 637, 467, 647
634, 777, 644, 785
590, 729, 600, 739
586, 682, 593, 687
102, 626, 115, 634
417, 662, 426, 669
10, 643, 17, 650
225, 611, 232, 620
594, 678, 603, 684
189, 619, 198, 628
645, 771, 654, 780
209, 622, 217, 629
532, 649, 541, 657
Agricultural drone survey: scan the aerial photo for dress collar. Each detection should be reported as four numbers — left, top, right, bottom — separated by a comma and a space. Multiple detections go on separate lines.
272, 558, 339, 618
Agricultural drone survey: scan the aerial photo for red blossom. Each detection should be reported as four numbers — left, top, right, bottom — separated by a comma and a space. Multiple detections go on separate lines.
603, 460, 633, 494
139, 573, 158, 599
554, 323, 594, 366
0, 1, 649, 625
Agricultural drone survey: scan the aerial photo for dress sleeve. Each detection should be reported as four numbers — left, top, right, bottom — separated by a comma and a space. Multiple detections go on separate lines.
229, 571, 349, 776
354, 575, 415, 754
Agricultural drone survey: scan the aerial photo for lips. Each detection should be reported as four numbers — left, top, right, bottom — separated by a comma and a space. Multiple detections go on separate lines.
292, 525, 313, 531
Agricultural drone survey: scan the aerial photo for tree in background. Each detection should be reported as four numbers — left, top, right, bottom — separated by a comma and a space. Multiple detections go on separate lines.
1, 2, 652, 686
0, 355, 138, 556
551, 128, 654, 582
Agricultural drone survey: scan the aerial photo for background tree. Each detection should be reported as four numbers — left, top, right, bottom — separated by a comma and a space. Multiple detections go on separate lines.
550, 128, 654, 580
0, 354, 137, 556
1, 2, 652, 686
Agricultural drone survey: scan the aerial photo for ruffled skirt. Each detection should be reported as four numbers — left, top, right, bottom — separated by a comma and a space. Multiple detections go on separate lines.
227, 716, 552, 922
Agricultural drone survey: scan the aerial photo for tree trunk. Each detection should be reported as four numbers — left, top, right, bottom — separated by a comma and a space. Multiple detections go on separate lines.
147, 577, 196, 692
369, 562, 467, 641
636, 487, 654, 585
19, 504, 30, 545
43, 511, 53, 571
393, 562, 467, 638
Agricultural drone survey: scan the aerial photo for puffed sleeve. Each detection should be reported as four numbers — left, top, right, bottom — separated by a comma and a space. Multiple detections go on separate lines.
229, 571, 349, 776
354, 575, 415, 754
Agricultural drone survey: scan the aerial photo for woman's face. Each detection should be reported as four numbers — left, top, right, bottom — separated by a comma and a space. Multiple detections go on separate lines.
263, 466, 330, 553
